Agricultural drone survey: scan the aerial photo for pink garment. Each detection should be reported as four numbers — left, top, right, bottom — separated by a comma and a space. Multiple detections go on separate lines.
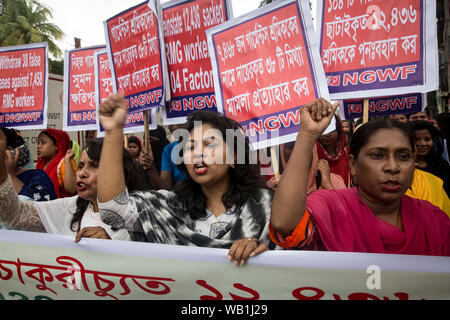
306, 188, 450, 256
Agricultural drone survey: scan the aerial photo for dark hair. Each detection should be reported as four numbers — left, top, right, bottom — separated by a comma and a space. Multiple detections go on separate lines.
350, 119, 415, 160
407, 120, 445, 162
174, 110, 263, 219
149, 125, 170, 174
435, 113, 450, 140
70, 138, 150, 231
0, 127, 24, 148
128, 136, 142, 149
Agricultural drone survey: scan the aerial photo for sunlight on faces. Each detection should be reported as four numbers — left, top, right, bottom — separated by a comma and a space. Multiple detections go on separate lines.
349, 128, 415, 206
76, 149, 98, 202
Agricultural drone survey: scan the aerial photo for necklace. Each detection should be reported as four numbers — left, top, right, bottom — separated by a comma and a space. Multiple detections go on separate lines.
216, 214, 223, 228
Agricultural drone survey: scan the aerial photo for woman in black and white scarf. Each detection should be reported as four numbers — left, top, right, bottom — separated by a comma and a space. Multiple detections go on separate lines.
97, 94, 275, 266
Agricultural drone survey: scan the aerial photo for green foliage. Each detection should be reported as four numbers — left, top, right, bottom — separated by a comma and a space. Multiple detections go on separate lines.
0, 0, 64, 57
49, 58, 63, 75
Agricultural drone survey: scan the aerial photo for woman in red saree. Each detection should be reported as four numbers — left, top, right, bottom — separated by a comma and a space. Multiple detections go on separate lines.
270, 99, 450, 256
36, 128, 77, 198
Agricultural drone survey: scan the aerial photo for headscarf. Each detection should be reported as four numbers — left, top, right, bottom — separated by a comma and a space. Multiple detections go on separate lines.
36, 129, 72, 198
316, 116, 350, 186
71, 140, 82, 164
128, 136, 143, 150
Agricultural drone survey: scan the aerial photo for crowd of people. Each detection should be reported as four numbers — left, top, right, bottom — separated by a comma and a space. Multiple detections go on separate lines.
0, 96, 449, 264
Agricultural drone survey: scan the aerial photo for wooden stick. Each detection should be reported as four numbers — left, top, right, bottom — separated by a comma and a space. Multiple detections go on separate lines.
124, 134, 128, 149
363, 98, 369, 123
270, 146, 281, 182
143, 110, 154, 159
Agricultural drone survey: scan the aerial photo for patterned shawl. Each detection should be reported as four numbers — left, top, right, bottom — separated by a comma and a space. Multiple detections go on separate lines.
128, 188, 275, 249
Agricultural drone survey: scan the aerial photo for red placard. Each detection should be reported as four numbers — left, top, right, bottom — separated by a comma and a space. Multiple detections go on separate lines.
161, 0, 232, 124
105, 1, 165, 113
64, 46, 105, 131
208, 0, 330, 149
0, 43, 48, 129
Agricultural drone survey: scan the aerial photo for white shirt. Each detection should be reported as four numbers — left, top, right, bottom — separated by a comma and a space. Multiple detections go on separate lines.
194, 207, 236, 238
34, 196, 131, 241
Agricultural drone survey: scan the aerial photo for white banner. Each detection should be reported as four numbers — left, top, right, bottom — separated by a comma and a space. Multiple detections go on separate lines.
0, 229, 449, 300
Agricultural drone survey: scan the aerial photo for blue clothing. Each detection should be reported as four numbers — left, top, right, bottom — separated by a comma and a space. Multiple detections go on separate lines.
17, 169, 57, 201
443, 138, 449, 163
161, 142, 186, 183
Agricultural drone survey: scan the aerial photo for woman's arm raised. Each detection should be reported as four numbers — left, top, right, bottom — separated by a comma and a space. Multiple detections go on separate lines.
98, 93, 128, 203
270, 98, 338, 236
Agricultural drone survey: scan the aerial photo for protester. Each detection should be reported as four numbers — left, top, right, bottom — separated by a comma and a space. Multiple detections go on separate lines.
0, 133, 147, 241
270, 98, 450, 256
36, 128, 77, 198
316, 115, 351, 186
267, 141, 346, 191
127, 135, 142, 162
341, 120, 354, 146
97, 94, 274, 266
408, 120, 450, 196
409, 110, 428, 121
393, 113, 409, 124
1, 127, 57, 202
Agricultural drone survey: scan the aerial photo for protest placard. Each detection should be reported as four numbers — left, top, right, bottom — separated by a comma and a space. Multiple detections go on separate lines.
104, 0, 168, 114
63, 45, 105, 132
339, 92, 425, 120
0, 229, 449, 300
0, 42, 48, 130
93, 50, 156, 137
161, 0, 233, 125
207, 0, 331, 150
317, 0, 438, 99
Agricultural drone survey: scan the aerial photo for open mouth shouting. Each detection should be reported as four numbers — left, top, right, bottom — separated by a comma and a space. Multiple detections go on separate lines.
193, 162, 208, 175
76, 181, 88, 192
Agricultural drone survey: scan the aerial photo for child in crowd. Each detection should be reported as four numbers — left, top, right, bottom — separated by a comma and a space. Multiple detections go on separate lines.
36, 128, 77, 198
